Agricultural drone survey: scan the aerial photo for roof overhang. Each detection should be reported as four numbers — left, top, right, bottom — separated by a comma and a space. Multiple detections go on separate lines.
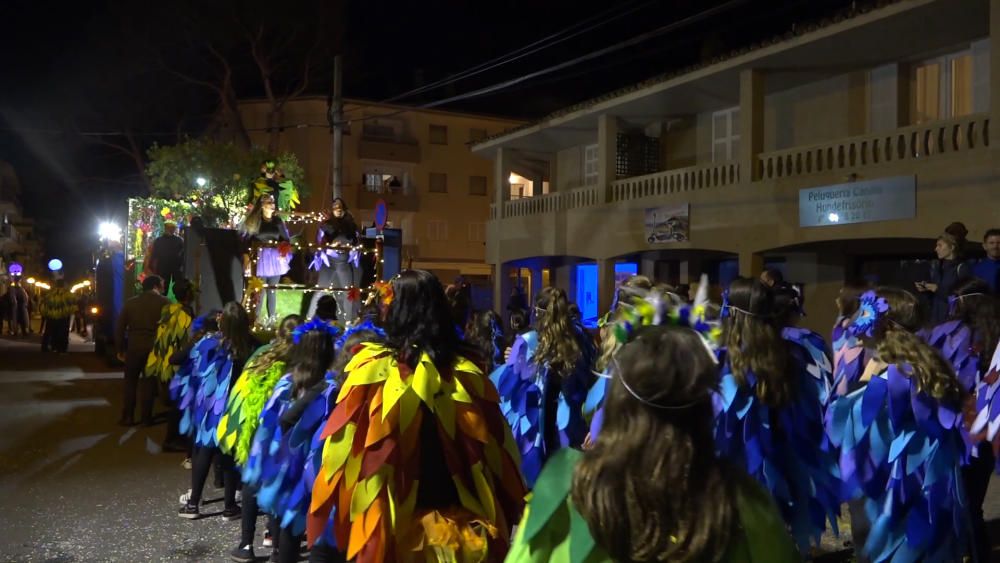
473, 0, 988, 155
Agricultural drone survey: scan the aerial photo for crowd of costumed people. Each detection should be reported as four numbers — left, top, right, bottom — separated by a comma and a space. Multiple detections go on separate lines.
149, 258, 1000, 562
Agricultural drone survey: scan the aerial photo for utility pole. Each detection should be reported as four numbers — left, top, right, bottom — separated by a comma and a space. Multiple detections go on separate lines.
330, 55, 344, 201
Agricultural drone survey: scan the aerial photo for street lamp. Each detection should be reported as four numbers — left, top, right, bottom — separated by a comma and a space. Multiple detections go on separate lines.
98, 221, 122, 241
196, 176, 207, 187
26, 277, 35, 285
48, 259, 63, 272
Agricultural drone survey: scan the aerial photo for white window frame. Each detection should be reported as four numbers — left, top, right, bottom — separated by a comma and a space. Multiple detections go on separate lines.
467, 222, 486, 242
582, 144, 599, 186
711, 107, 740, 163
426, 219, 448, 241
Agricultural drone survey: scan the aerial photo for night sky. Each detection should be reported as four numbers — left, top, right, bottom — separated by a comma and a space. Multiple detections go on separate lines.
0, 0, 861, 277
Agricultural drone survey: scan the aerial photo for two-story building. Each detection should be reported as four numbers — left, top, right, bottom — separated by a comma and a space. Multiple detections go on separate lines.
474, 0, 1000, 334
0, 160, 43, 279
238, 98, 523, 302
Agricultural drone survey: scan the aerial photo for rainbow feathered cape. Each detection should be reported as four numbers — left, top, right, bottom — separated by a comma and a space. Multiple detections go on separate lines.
307, 342, 526, 563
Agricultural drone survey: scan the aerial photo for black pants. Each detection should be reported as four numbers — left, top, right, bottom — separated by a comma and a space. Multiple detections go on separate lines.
41, 317, 70, 352
190, 446, 238, 509
964, 443, 995, 562
275, 526, 303, 563
239, 487, 274, 548
308, 542, 347, 563
162, 381, 183, 443
122, 348, 156, 422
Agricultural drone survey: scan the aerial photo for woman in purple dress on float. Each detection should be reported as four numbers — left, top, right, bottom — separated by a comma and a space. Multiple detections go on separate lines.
240, 194, 292, 323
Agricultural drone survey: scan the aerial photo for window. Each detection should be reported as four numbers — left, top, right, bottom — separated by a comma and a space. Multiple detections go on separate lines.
429, 124, 448, 145
913, 49, 974, 123
468, 175, 487, 196
468, 222, 486, 242
362, 116, 403, 141
469, 128, 487, 142
711, 107, 740, 162
429, 172, 448, 193
616, 133, 660, 178
426, 219, 448, 241
868, 64, 899, 133
583, 144, 599, 185
363, 165, 409, 193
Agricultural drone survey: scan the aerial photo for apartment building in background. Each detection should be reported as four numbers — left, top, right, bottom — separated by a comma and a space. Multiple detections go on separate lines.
239, 98, 523, 302
0, 160, 44, 280
473, 0, 1000, 335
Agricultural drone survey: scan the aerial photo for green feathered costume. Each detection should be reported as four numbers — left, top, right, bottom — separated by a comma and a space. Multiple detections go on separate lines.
144, 303, 193, 382
505, 449, 800, 563
216, 343, 287, 466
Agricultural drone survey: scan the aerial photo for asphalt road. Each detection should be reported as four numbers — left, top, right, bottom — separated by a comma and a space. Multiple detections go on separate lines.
0, 333, 260, 562
3, 331, 1000, 562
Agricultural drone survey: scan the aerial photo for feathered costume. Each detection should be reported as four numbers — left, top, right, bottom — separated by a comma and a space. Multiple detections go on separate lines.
782, 326, 832, 404
831, 317, 868, 400
506, 286, 799, 563
713, 344, 841, 551
921, 320, 979, 394
171, 332, 220, 438
173, 333, 239, 448
490, 328, 596, 487
307, 342, 526, 563
506, 450, 800, 563
145, 303, 193, 382
972, 341, 1000, 471
216, 343, 288, 466
825, 291, 969, 562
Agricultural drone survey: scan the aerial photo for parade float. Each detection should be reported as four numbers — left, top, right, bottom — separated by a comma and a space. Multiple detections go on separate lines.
105, 140, 397, 331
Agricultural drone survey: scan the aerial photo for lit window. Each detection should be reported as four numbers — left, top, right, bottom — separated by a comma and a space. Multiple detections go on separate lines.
913, 49, 974, 123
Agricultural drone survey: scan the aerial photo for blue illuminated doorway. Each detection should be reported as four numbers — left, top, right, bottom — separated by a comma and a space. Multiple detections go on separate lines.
575, 264, 598, 324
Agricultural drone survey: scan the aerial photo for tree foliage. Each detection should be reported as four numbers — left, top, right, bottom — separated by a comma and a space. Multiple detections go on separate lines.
145, 138, 307, 226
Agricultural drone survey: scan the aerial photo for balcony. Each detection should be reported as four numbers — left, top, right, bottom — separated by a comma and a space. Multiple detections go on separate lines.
757, 114, 990, 181
354, 184, 420, 213
358, 136, 421, 163
502, 185, 600, 218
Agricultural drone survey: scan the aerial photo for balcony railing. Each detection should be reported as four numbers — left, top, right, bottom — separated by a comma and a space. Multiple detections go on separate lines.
611, 162, 740, 202
757, 113, 990, 181
358, 136, 421, 163
501, 185, 601, 218
355, 184, 420, 212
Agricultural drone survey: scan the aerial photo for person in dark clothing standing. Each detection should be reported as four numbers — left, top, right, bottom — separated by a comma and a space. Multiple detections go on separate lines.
149, 221, 185, 293
916, 233, 972, 324
115, 275, 169, 426
7, 281, 30, 337
308, 198, 358, 322
973, 228, 1000, 291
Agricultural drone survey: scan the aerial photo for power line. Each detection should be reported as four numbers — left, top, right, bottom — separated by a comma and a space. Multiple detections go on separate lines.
343, 0, 656, 111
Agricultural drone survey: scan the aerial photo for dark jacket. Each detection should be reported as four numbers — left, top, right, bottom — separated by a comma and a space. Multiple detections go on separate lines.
115, 290, 169, 354
929, 259, 972, 324
150, 233, 184, 276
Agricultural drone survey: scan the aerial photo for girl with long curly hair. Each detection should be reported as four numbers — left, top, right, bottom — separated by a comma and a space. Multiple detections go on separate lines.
491, 286, 596, 486
922, 277, 1000, 561
307, 270, 525, 562
241, 193, 293, 323
508, 296, 799, 562
714, 277, 839, 552
826, 287, 968, 562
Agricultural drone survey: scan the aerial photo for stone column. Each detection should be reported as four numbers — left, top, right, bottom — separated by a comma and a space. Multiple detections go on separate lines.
739, 69, 765, 182
597, 114, 618, 202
